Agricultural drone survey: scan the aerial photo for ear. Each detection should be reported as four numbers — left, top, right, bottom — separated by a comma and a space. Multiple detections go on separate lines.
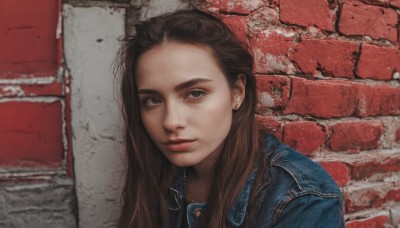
231, 74, 246, 110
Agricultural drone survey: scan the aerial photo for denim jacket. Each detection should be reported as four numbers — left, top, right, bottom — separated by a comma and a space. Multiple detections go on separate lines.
167, 134, 345, 227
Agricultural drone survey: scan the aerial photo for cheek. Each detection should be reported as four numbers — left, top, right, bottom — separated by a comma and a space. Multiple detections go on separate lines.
195, 92, 233, 130
140, 111, 161, 139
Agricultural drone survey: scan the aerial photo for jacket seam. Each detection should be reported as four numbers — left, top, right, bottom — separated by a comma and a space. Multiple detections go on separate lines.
272, 193, 342, 227
167, 187, 182, 211
271, 162, 304, 191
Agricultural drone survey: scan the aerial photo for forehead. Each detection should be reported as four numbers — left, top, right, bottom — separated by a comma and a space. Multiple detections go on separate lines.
135, 42, 227, 89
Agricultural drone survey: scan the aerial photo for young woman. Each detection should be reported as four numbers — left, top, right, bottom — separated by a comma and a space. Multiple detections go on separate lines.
114, 9, 344, 228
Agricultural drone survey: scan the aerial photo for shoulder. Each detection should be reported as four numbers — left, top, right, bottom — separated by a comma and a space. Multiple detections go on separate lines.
253, 134, 344, 227
264, 134, 340, 195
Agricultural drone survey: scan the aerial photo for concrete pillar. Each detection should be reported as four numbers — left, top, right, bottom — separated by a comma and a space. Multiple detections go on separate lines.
63, 5, 126, 227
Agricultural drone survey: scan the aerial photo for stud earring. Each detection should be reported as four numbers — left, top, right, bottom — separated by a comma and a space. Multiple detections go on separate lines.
234, 104, 239, 110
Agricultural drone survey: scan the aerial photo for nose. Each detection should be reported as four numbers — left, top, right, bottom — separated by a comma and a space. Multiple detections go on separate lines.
162, 101, 185, 132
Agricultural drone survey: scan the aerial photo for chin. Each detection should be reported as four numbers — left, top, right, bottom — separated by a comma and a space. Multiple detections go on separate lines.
169, 160, 198, 167
166, 156, 200, 167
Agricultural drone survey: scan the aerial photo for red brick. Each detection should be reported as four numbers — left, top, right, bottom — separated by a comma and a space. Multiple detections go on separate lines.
267, 0, 279, 7
283, 121, 326, 155
280, 0, 336, 31
0, 101, 63, 165
319, 161, 350, 187
360, 0, 400, 8
199, 0, 265, 14
250, 28, 295, 74
351, 157, 400, 180
249, 7, 280, 26
289, 39, 358, 78
284, 77, 357, 118
385, 189, 400, 202
351, 160, 379, 180
256, 115, 283, 140
396, 128, 400, 142
251, 29, 294, 56
0, 0, 61, 78
346, 187, 400, 210
284, 77, 400, 118
354, 84, 400, 117
346, 215, 388, 228
256, 75, 290, 109
356, 44, 400, 80
390, 0, 400, 7
0, 83, 63, 97
327, 121, 384, 152
338, 1, 398, 42
344, 186, 386, 213
221, 16, 249, 46
256, 115, 281, 132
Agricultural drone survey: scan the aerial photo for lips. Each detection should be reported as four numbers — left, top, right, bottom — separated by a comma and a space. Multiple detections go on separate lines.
164, 139, 196, 152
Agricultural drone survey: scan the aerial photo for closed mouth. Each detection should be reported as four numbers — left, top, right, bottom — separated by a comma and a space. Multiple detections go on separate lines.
164, 139, 196, 144
164, 139, 196, 151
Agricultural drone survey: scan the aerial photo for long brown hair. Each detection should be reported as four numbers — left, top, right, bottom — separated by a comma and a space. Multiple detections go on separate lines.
114, 9, 266, 227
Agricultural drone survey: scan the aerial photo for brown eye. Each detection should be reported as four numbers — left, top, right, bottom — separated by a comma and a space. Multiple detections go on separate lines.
143, 97, 162, 107
187, 90, 207, 99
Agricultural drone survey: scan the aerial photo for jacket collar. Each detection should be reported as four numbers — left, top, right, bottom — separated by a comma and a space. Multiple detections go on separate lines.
168, 167, 257, 227
226, 168, 257, 227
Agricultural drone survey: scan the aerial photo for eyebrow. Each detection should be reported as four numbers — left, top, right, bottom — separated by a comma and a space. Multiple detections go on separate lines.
137, 78, 213, 94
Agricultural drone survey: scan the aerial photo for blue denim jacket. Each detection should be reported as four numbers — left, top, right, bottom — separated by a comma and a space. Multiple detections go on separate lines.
167, 134, 345, 227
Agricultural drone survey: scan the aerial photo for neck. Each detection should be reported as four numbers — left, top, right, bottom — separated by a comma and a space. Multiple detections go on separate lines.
185, 165, 215, 203
185, 143, 224, 202
191, 142, 224, 181
188, 164, 214, 183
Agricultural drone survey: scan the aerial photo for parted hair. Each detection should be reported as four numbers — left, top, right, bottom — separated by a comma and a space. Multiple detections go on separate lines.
113, 9, 267, 228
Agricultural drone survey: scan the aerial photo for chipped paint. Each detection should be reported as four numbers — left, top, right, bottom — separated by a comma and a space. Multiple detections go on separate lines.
0, 169, 63, 177
260, 92, 275, 107
393, 71, 399, 79
0, 77, 56, 85
261, 28, 295, 38
0, 85, 25, 97
273, 28, 296, 38
5, 183, 51, 192
0, 97, 60, 103
56, 11, 62, 39
60, 99, 69, 165
265, 54, 288, 72
0, 83, 62, 98
225, 0, 264, 12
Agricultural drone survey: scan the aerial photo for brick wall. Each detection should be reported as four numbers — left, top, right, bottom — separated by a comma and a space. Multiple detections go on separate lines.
199, 0, 400, 226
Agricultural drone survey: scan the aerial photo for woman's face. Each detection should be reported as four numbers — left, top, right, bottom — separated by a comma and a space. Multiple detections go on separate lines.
135, 42, 242, 170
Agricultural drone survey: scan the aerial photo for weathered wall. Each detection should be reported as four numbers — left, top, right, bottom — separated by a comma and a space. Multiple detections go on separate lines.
63, 0, 191, 227
0, 0, 77, 227
63, 4, 126, 228
1, 0, 399, 227
0, 175, 77, 227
